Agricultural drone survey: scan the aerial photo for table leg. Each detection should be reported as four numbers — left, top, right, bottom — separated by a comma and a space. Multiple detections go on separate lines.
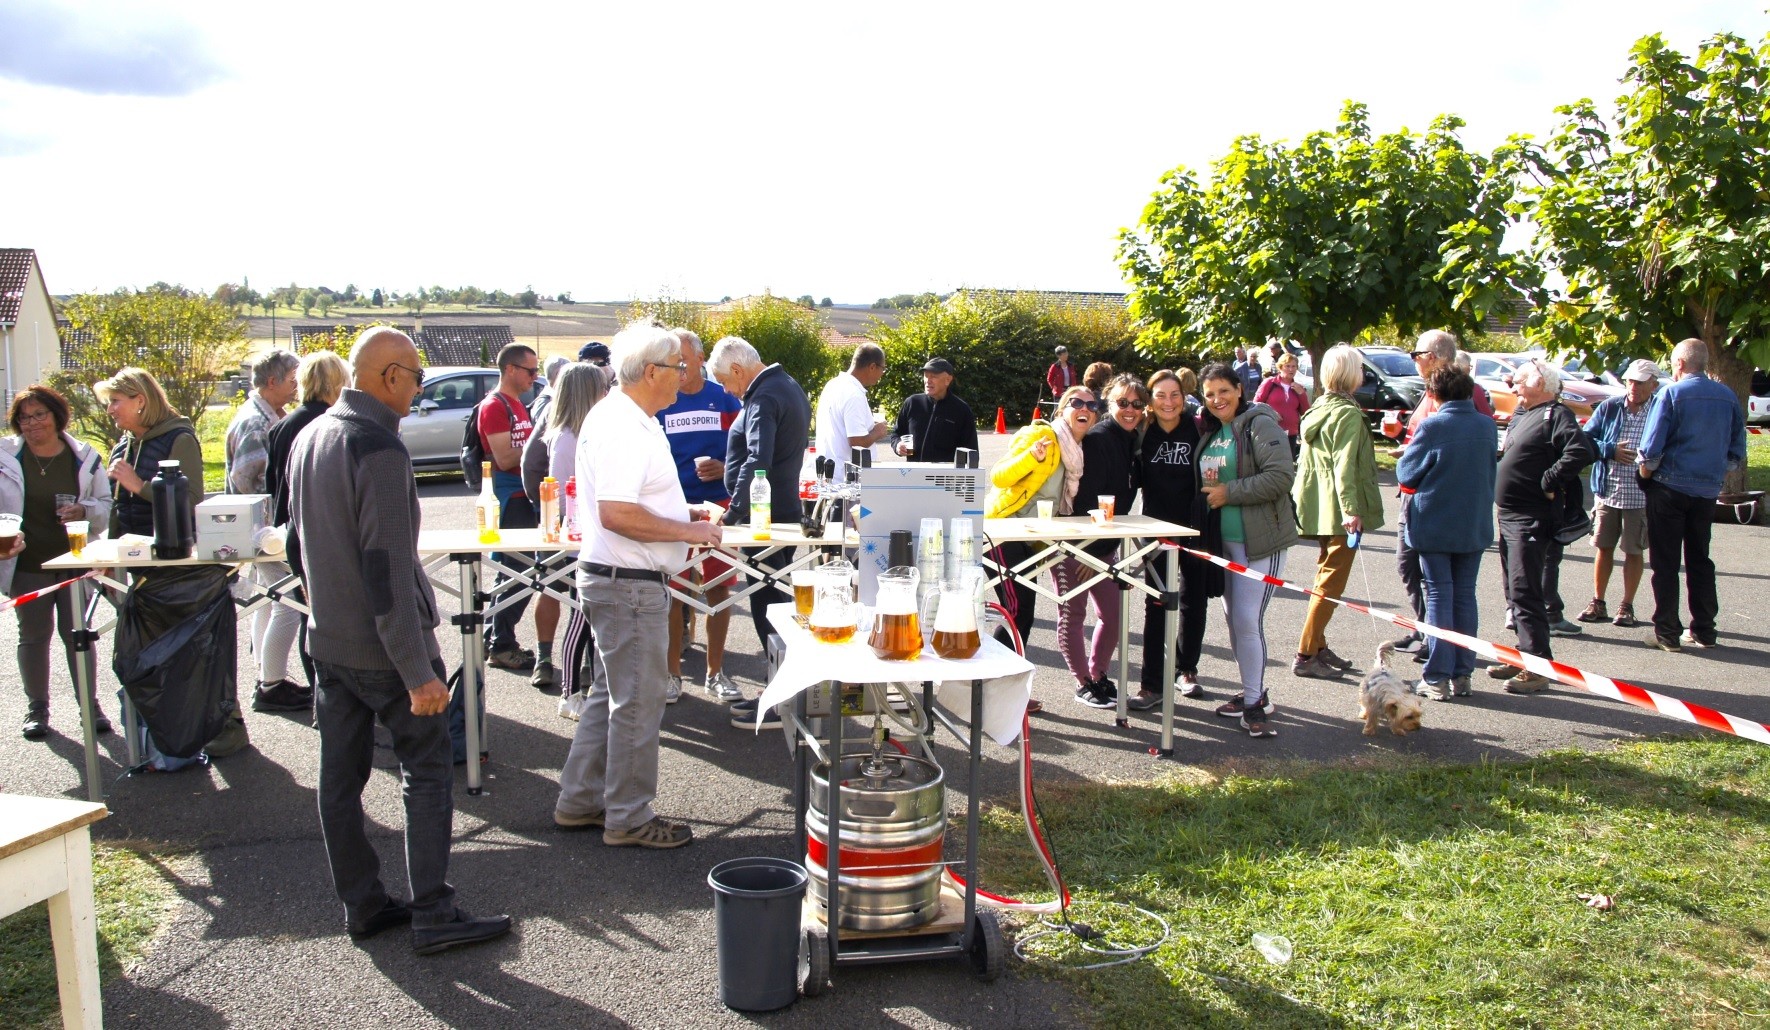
68, 579, 103, 803
1115, 572, 1131, 729
454, 555, 486, 795
1157, 547, 1179, 758
963, 677, 982, 938
46, 826, 103, 1029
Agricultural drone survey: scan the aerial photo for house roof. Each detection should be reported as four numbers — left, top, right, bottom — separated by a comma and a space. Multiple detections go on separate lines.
416, 324, 515, 366
0, 248, 40, 326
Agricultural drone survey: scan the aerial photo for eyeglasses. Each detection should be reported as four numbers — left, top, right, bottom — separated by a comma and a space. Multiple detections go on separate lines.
1114, 398, 1148, 411
385, 362, 426, 387
650, 361, 689, 375
514, 364, 540, 378
17, 410, 54, 425
1066, 397, 1103, 413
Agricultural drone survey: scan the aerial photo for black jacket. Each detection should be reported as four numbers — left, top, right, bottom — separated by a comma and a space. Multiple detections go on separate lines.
1137, 416, 1203, 528
1076, 418, 1140, 559
891, 392, 979, 465
1497, 400, 1595, 517
724, 364, 811, 525
265, 399, 331, 527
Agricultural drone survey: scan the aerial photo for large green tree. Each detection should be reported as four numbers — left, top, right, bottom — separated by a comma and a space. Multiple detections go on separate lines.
57, 286, 249, 446
1520, 30, 1769, 482
1118, 101, 1534, 378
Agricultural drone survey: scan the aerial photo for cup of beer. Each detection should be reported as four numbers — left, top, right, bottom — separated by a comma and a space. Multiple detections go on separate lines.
901, 434, 915, 458
1097, 495, 1116, 522
1035, 499, 1055, 520
0, 513, 20, 554
792, 570, 816, 617
1381, 410, 1403, 439
65, 520, 88, 557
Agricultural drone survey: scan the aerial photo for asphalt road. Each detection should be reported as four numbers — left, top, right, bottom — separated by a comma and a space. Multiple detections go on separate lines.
4, 428, 1766, 1028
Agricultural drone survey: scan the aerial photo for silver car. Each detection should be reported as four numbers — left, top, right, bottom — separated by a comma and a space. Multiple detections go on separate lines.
399, 366, 542, 471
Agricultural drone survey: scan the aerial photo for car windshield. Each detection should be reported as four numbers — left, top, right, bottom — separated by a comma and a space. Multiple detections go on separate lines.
1364, 350, 1417, 377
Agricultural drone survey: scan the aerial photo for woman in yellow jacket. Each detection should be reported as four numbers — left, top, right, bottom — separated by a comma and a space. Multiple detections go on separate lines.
985, 385, 1100, 655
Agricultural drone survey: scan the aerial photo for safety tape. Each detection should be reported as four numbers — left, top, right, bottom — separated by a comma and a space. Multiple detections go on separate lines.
1164, 542, 1770, 746
0, 571, 96, 613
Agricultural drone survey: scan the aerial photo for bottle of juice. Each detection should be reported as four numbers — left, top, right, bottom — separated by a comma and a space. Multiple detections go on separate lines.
475, 461, 501, 544
564, 476, 581, 543
749, 469, 771, 541
539, 476, 560, 544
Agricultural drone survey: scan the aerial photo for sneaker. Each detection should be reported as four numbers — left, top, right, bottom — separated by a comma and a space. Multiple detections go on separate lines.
1126, 689, 1161, 711
1413, 679, 1451, 701
206, 715, 251, 758
486, 648, 535, 671
1645, 633, 1681, 653
1215, 692, 1274, 719
530, 660, 557, 691
92, 712, 113, 735
1074, 679, 1115, 709
1388, 633, 1424, 654
1680, 630, 1716, 650
1612, 603, 1640, 628
1486, 663, 1523, 680
1576, 598, 1610, 623
1504, 672, 1551, 694
1548, 619, 1584, 637
1292, 653, 1343, 680
253, 679, 313, 712
553, 809, 604, 831
1412, 647, 1430, 664
22, 712, 48, 741
1240, 711, 1277, 737
1176, 674, 1206, 699
1452, 676, 1473, 697
705, 670, 744, 702
558, 694, 585, 721
664, 676, 682, 704
729, 699, 782, 729
604, 817, 693, 849
1504, 609, 1515, 631
1315, 646, 1354, 672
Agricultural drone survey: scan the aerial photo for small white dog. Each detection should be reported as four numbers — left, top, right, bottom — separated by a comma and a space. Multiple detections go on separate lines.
1358, 640, 1424, 737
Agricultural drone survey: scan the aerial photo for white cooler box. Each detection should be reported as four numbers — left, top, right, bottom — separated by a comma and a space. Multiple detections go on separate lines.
195, 494, 272, 560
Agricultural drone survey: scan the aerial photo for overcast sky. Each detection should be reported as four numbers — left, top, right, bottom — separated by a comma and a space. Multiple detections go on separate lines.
3, 0, 1765, 304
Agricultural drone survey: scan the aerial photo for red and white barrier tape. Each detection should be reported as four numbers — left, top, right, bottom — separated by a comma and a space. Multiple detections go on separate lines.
1166, 542, 1770, 746
0, 571, 96, 613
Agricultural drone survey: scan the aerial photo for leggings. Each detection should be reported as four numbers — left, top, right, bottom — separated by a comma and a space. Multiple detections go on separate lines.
1051, 552, 1120, 686
1221, 540, 1286, 706
556, 605, 598, 698
989, 541, 1038, 647
250, 561, 303, 684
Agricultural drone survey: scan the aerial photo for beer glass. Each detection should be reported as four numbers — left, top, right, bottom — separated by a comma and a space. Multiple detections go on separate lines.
792, 569, 816, 617
1381, 410, 1403, 439
65, 520, 89, 558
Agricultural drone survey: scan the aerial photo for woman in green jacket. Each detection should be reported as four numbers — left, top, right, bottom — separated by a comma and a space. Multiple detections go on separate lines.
1291, 344, 1385, 679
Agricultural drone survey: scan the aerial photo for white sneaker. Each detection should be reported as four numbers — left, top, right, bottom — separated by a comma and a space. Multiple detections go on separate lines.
665, 675, 682, 704
557, 694, 585, 721
705, 670, 743, 702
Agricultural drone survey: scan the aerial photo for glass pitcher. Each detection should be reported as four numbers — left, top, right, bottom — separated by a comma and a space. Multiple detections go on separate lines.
867, 566, 922, 660
931, 572, 982, 659
809, 559, 857, 644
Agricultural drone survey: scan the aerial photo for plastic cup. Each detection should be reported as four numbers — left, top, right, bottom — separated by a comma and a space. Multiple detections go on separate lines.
1035, 499, 1055, 520
1097, 495, 1116, 521
1088, 508, 1105, 525
0, 512, 20, 554
65, 520, 89, 557
901, 434, 914, 457
55, 493, 77, 515
1252, 932, 1293, 965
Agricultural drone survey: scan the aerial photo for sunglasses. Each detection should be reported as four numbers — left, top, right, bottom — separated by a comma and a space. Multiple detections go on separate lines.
385, 362, 427, 388
1114, 398, 1148, 411
1066, 397, 1103, 413
514, 364, 540, 377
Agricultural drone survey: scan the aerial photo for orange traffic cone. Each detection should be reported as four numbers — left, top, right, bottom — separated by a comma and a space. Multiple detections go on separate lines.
994, 407, 1008, 434
1028, 399, 1042, 423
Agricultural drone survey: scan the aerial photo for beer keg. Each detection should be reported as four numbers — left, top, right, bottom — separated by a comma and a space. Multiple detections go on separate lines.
806, 753, 946, 931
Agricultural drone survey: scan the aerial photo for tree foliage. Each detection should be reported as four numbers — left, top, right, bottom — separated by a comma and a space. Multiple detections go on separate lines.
55, 286, 249, 447
1519, 30, 1770, 439
628, 293, 841, 402
1118, 101, 1533, 377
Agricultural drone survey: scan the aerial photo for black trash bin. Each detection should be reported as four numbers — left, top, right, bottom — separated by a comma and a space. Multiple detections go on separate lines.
708, 857, 809, 1011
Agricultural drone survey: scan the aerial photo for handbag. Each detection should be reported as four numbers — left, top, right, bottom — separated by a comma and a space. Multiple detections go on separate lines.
1553, 479, 1593, 546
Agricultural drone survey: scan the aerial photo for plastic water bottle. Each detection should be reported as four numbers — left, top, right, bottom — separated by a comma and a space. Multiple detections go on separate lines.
749, 469, 771, 541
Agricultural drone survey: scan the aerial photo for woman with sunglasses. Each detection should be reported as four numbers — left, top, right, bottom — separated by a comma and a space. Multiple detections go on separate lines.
1197, 362, 1297, 738
1064, 374, 1147, 710
1134, 369, 1209, 709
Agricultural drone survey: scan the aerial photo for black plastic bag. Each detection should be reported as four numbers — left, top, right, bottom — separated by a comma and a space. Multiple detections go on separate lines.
112, 564, 237, 759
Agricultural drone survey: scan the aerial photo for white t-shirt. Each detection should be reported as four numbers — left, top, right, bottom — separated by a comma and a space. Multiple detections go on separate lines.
575, 390, 689, 571
815, 371, 875, 468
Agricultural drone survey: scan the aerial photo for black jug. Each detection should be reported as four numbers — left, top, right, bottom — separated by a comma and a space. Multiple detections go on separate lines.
150, 460, 194, 560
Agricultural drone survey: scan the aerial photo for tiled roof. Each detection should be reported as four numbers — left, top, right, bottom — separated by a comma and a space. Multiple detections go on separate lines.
289, 324, 416, 350
1481, 298, 1532, 336
55, 319, 104, 372
0, 248, 37, 325
416, 324, 515, 366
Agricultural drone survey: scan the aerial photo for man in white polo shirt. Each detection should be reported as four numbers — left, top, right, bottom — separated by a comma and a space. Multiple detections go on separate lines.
554, 322, 723, 849
814, 343, 889, 469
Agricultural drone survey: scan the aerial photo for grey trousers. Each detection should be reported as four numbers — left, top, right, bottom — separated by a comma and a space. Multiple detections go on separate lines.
315, 657, 458, 929
11, 567, 99, 718
556, 570, 669, 833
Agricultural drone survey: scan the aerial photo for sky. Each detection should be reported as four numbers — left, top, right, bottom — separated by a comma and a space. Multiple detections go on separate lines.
3, 0, 1767, 304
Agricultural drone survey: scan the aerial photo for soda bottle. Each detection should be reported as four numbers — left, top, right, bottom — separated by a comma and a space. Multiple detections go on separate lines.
749, 469, 771, 541
564, 476, 581, 543
475, 461, 501, 544
539, 476, 560, 544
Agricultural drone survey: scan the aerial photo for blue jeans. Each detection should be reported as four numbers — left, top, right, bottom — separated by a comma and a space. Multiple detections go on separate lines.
486, 473, 536, 653
1419, 550, 1482, 682
315, 657, 458, 928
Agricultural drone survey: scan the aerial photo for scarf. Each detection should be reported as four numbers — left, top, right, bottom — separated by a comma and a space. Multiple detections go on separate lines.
1054, 417, 1086, 514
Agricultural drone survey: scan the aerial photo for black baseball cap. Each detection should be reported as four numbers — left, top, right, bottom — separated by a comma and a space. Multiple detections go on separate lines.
921, 358, 955, 374
579, 342, 611, 363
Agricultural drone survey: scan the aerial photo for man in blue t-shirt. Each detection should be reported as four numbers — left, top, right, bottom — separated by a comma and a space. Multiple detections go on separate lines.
656, 329, 745, 703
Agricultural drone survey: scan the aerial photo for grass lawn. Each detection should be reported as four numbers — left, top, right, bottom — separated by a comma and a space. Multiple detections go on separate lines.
1748, 435, 1769, 493
978, 737, 1770, 1028
0, 843, 179, 1029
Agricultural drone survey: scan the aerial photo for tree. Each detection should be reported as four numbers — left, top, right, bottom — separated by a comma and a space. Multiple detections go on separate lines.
56, 287, 249, 446
371, 287, 384, 308
796, 294, 816, 308
819, 297, 833, 307
1118, 101, 1533, 381
297, 288, 318, 316
704, 294, 839, 398
316, 294, 334, 319
1519, 30, 1769, 491
407, 290, 427, 317
517, 287, 539, 309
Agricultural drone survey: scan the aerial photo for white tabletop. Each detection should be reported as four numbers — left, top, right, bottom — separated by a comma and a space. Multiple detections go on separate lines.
982, 513, 1197, 543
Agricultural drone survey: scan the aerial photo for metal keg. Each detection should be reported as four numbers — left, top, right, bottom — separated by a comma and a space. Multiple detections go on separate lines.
806, 753, 946, 931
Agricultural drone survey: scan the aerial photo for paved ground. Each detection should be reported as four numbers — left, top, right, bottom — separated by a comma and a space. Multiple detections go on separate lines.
4, 428, 1767, 1028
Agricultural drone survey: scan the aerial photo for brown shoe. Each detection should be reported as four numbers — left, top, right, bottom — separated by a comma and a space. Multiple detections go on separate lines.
604, 817, 693, 849
1504, 672, 1550, 694
1576, 598, 1610, 623
1612, 602, 1639, 628
1292, 653, 1343, 680
1486, 663, 1523, 680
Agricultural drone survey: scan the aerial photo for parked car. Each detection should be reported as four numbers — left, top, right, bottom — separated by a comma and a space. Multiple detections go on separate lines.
1468, 352, 1612, 426
1292, 347, 1426, 429
1750, 392, 1770, 426
399, 366, 542, 471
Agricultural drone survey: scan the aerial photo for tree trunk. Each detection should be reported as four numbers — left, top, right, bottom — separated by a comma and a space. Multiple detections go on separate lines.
1707, 333, 1754, 497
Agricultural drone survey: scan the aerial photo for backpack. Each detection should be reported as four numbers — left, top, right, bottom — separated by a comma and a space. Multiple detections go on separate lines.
460, 391, 519, 489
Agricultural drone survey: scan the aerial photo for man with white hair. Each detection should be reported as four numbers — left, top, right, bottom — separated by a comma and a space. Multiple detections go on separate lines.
225, 347, 310, 713
554, 323, 723, 848
1488, 358, 1595, 692
1576, 359, 1663, 628
1636, 338, 1748, 650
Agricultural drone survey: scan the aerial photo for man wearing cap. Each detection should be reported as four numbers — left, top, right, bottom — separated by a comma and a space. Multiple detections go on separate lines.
891, 358, 979, 465
1576, 360, 1663, 628
579, 342, 612, 381
1046, 346, 1076, 400
1636, 338, 1748, 651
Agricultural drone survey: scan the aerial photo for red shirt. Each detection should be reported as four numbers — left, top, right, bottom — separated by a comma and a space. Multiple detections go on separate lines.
477, 390, 533, 474
1404, 384, 1493, 441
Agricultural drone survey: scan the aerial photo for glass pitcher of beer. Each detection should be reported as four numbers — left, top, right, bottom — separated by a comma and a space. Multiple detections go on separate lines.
931, 575, 981, 659
809, 559, 857, 644
868, 566, 922, 660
